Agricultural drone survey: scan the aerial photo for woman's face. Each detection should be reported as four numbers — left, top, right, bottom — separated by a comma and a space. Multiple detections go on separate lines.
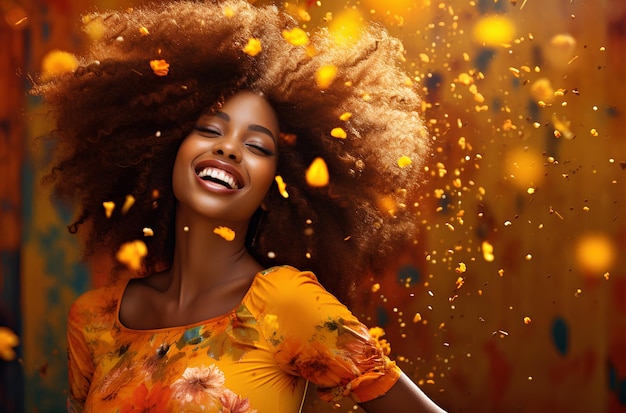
172, 91, 279, 224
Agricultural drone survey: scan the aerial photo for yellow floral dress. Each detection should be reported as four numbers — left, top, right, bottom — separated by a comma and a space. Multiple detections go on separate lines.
67, 266, 401, 412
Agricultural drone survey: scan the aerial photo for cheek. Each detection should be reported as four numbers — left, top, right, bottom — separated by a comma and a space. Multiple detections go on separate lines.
171, 142, 193, 199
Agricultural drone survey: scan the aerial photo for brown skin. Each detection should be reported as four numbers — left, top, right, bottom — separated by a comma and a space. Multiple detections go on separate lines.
118, 91, 446, 413
120, 91, 279, 329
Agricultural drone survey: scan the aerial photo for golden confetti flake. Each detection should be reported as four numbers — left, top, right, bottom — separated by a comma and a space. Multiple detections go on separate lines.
397, 155, 412, 168
41, 50, 79, 80
282, 27, 309, 46
150, 59, 170, 76
305, 157, 329, 187
371, 283, 380, 292
339, 112, 352, 121
274, 175, 289, 198
222, 6, 235, 18
330, 127, 347, 139
103, 201, 115, 218
116, 240, 148, 271
523, 317, 532, 325
142, 227, 154, 236
121, 195, 135, 214
316, 64, 337, 89
455, 262, 466, 273
482, 241, 495, 262
412, 313, 422, 323
139, 26, 149, 36
0, 327, 20, 361
243, 38, 262, 56
455, 276, 465, 290
214, 226, 236, 241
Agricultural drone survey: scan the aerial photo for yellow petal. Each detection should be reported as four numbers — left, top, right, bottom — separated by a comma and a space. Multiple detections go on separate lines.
103, 201, 115, 218
121, 195, 135, 214
243, 38, 262, 56
282, 27, 309, 46
330, 127, 347, 139
275, 175, 289, 198
397, 155, 412, 168
305, 157, 329, 187
115, 240, 148, 271
316, 64, 337, 89
0, 327, 19, 361
213, 226, 236, 241
41, 50, 79, 80
150, 59, 170, 76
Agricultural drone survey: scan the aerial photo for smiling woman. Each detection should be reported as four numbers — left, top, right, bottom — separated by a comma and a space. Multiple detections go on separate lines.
32, 1, 442, 412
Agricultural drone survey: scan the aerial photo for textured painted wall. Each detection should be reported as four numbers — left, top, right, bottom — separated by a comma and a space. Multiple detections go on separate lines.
3, 0, 624, 412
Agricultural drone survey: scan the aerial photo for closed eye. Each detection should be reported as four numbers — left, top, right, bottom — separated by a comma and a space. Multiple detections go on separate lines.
245, 143, 275, 156
194, 125, 221, 137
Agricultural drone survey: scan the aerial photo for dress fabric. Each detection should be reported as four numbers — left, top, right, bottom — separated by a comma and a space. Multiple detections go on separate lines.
67, 265, 401, 412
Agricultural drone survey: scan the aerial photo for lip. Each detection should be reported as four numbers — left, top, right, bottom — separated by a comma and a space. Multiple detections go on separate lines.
193, 159, 245, 193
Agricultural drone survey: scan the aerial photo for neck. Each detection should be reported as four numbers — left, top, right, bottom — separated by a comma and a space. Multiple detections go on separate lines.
167, 204, 259, 307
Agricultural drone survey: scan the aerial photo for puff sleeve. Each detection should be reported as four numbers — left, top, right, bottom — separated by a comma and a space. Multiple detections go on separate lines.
249, 266, 401, 404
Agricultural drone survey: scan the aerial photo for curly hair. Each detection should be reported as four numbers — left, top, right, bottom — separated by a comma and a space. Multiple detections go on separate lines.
33, 0, 430, 305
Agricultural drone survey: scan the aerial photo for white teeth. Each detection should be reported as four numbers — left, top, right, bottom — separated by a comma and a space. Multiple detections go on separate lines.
197, 167, 239, 189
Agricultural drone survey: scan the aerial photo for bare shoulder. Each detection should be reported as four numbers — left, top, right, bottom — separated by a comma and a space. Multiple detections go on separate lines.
118, 271, 169, 329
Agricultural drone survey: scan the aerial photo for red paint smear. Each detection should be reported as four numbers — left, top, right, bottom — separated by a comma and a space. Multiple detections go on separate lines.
42, 0, 71, 13
484, 340, 513, 407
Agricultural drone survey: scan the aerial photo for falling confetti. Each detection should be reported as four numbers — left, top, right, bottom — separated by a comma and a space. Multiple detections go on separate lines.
305, 157, 329, 187
275, 175, 289, 198
213, 226, 236, 241
40, 50, 79, 80
282, 27, 309, 46
150, 59, 170, 76
103, 201, 115, 218
330, 127, 347, 139
0, 327, 19, 361
115, 240, 148, 271
316, 64, 338, 89
243, 38, 262, 56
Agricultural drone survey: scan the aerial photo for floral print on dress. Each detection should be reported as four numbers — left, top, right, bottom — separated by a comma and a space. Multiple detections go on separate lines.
66, 266, 400, 412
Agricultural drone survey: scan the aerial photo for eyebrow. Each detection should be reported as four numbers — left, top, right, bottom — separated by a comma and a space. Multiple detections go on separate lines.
214, 110, 276, 142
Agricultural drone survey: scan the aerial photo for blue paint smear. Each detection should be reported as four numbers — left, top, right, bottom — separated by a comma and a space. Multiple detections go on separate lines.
477, 0, 507, 13
608, 360, 617, 391
551, 317, 569, 356
619, 379, 626, 405
397, 265, 420, 287
376, 306, 389, 328
474, 48, 496, 73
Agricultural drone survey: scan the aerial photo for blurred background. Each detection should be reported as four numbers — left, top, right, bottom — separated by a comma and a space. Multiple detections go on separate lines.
1, 0, 624, 411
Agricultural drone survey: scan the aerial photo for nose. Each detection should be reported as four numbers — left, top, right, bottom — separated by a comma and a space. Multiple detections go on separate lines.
212, 136, 242, 162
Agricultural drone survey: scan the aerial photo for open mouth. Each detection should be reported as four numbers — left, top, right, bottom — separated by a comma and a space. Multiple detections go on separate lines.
196, 167, 241, 190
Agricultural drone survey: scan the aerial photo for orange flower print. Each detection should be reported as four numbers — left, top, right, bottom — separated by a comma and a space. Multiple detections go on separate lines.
172, 365, 226, 407
119, 382, 172, 413
220, 389, 256, 413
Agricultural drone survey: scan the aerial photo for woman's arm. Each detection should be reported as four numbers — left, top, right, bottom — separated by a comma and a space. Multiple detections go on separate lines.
359, 371, 447, 413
